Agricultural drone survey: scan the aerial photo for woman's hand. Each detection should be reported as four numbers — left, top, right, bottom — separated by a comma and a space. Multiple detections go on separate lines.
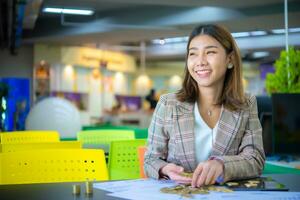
160, 163, 192, 184
192, 160, 224, 187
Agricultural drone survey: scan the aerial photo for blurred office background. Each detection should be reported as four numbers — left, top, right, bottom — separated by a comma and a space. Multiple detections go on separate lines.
0, 0, 300, 157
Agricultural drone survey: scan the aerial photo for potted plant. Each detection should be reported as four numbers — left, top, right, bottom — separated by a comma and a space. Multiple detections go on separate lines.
266, 47, 300, 93
265, 47, 300, 157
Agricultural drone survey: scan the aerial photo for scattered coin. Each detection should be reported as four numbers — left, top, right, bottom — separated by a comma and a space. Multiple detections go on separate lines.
226, 182, 239, 186
248, 180, 260, 184
245, 183, 258, 188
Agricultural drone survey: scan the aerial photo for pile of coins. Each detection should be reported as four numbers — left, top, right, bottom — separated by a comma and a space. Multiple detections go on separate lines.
160, 172, 232, 198
180, 172, 193, 178
160, 185, 233, 198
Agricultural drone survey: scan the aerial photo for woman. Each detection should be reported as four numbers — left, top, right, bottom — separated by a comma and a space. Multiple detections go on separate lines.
144, 24, 265, 188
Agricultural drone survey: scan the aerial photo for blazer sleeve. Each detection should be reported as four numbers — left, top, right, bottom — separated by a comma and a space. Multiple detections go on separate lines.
214, 95, 266, 182
144, 95, 170, 179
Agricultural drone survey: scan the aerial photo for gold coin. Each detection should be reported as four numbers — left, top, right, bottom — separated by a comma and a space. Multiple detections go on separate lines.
180, 172, 193, 178
248, 180, 260, 184
226, 182, 239, 186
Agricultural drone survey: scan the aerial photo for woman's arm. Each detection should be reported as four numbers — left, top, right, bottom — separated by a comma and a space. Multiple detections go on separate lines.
212, 95, 266, 182
144, 95, 170, 179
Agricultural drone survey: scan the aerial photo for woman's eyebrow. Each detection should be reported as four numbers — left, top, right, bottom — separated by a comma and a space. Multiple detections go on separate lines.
205, 45, 218, 49
188, 45, 219, 51
188, 47, 198, 51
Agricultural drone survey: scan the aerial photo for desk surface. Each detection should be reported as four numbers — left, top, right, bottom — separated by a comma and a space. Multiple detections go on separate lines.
0, 174, 299, 200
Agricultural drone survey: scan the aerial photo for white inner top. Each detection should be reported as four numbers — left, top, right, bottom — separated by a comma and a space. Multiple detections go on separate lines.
194, 102, 219, 163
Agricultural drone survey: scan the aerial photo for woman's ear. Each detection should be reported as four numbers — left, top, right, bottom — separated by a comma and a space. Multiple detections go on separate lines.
226, 52, 234, 69
227, 52, 234, 65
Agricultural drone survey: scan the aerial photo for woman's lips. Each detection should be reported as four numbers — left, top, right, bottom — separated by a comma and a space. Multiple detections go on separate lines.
195, 69, 212, 78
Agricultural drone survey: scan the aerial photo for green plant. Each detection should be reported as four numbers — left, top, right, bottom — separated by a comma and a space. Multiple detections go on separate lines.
265, 47, 300, 94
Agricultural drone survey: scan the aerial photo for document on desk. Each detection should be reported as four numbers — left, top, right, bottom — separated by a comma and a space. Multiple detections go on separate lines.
94, 179, 176, 193
94, 179, 300, 200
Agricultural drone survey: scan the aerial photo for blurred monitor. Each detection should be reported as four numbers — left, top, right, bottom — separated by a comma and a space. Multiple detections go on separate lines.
256, 95, 273, 155
272, 93, 300, 155
115, 95, 142, 111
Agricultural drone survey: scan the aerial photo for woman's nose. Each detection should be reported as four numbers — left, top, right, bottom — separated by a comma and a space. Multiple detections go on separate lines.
196, 53, 207, 66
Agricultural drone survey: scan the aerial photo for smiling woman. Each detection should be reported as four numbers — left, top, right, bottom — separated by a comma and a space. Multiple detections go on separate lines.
177, 24, 245, 111
187, 35, 230, 91
144, 24, 265, 188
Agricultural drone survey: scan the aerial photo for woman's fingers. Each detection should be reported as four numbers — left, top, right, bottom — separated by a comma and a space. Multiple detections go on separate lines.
192, 160, 224, 187
161, 163, 192, 183
196, 164, 209, 187
210, 171, 220, 185
168, 171, 192, 184
161, 163, 184, 177
205, 166, 217, 185
160, 160, 223, 187
192, 164, 203, 187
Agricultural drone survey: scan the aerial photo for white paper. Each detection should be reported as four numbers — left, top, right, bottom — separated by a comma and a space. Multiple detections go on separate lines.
94, 179, 300, 200
93, 178, 176, 193
108, 191, 300, 200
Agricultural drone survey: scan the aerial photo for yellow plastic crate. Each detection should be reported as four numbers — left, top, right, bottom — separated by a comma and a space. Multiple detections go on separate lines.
0, 131, 60, 144
0, 141, 82, 153
0, 149, 108, 185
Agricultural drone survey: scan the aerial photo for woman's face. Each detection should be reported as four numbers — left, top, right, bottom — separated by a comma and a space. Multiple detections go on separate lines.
187, 34, 231, 89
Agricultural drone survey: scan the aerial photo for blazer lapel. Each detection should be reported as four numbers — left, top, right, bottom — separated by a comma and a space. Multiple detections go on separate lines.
211, 107, 243, 156
175, 101, 197, 170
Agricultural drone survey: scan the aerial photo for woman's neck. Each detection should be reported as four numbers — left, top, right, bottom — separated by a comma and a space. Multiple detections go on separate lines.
197, 86, 223, 125
198, 84, 223, 107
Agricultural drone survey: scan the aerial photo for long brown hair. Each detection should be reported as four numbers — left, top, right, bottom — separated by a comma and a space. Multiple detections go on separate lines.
176, 24, 246, 111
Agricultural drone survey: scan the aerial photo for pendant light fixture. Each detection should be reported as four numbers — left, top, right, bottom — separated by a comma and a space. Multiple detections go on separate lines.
135, 41, 151, 96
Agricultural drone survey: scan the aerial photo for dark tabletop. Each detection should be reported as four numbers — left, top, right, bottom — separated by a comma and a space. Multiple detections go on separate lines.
269, 174, 300, 192
0, 174, 299, 200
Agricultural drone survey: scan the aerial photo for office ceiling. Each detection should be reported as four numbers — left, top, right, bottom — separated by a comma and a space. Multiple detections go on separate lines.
22, 0, 300, 61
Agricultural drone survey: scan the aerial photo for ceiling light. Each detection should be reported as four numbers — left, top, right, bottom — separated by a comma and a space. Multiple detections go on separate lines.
289, 27, 300, 33
152, 36, 188, 45
271, 29, 285, 34
252, 51, 270, 59
152, 39, 162, 45
231, 32, 251, 38
43, 7, 94, 15
250, 31, 267, 36
271, 28, 300, 34
164, 37, 188, 43
159, 39, 165, 45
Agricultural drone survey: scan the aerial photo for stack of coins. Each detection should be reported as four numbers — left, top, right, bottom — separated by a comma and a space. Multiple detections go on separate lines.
85, 181, 93, 195
72, 184, 81, 195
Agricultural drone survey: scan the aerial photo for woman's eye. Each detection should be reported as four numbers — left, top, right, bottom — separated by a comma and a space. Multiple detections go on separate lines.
189, 52, 195, 56
207, 51, 216, 54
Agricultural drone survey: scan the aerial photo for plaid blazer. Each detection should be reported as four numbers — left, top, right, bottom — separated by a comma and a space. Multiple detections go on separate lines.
144, 93, 265, 182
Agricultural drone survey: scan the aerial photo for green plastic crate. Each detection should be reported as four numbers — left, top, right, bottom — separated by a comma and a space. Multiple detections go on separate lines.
77, 130, 135, 145
82, 125, 148, 139
109, 139, 146, 180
